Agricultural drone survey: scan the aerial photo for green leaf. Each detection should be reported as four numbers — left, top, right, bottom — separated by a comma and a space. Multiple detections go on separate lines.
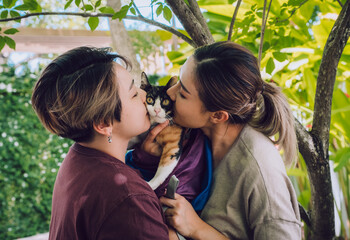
266, 57, 275, 74
64, 0, 73, 10
163, 6, 172, 22
334, 148, 350, 172
130, 7, 136, 15
0, 36, 5, 51
15, 4, 30, 11
23, 0, 40, 11
156, 4, 163, 16
4, 36, 15, 49
112, 5, 129, 20
273, 52, 288, 62
10, 10, 20, 18
99, 6, 115, 14
156, 29, 172, 41
1, 10, 8, 19
3, 0, 13, 8
4, 28, 19, 35
88, 17, 99, 31
95, 0, 101, 8
83, 4, 93, 11
75, 0, 81, 8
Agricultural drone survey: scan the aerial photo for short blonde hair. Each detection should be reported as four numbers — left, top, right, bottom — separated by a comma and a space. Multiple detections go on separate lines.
31, 47, 130, 142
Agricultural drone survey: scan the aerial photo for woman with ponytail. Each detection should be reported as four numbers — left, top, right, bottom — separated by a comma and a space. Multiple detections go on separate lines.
157, 41, 301, 239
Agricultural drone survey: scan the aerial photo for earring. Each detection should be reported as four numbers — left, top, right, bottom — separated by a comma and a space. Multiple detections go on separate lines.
108, 134, 112, 143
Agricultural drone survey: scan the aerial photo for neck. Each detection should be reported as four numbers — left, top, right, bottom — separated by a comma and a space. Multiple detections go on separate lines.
78, 135, 128, 163
202, 123, 244, 168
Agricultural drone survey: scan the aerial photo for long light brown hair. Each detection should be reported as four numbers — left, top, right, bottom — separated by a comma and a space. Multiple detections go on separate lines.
193, 41, 297, 166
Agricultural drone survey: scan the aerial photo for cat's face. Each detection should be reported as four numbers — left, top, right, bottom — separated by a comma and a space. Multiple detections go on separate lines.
140, 72, 177, 124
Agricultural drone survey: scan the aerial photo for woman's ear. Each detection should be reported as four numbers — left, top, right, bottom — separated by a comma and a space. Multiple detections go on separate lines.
210, 110, 229, 124
93, 122, 112, 136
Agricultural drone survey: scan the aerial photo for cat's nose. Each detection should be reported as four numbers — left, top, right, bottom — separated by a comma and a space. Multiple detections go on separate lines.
154, 108, 161, 114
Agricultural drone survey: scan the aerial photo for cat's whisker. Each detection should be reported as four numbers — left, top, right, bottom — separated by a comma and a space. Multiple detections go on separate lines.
165, 115, 174, 125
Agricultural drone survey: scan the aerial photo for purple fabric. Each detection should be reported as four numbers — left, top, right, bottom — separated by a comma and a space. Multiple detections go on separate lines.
49, 143, 168, 239
132, 129, 207, 202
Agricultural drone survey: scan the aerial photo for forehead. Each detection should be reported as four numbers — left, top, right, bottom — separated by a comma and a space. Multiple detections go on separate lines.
113, 63, 132, 89
180, 56, 197, 93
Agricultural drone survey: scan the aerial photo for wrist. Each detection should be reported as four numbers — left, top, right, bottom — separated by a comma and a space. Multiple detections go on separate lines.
189, 217, 206, 239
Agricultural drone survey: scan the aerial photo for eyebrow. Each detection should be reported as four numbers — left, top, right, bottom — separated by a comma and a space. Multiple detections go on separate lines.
129, 79, 134, 91
180, 80, 191, 94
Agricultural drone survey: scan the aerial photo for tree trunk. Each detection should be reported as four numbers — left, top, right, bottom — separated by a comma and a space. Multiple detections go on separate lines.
295, 1, 350, 239
107, 0, 142, 83
165, 0, 214, 47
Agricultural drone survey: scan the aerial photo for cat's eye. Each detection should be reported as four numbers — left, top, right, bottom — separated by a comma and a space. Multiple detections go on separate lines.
162, 99, 170, 106
146, 97, 154, 104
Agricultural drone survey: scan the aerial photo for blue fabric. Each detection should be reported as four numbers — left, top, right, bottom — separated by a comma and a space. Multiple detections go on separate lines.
126, 150, 155, 181
191, 137, 213, 211
125, 137, 213, 212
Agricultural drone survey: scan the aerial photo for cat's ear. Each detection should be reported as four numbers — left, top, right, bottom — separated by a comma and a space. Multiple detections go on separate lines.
140, 72, 150, 90
165, 76, 178, 88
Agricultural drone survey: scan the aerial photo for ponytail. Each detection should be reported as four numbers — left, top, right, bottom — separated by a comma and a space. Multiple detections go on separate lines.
193, 41, 297, 167
249, 82, 297, 167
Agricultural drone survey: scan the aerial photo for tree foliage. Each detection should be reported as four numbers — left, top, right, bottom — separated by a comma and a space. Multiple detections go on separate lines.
0, 63, 72, 239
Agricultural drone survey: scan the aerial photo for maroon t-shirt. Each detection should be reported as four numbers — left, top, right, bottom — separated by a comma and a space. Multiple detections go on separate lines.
49, 143, 169, 240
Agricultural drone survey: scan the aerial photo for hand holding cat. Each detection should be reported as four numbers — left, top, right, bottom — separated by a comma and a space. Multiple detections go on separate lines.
141, 120, 169, 157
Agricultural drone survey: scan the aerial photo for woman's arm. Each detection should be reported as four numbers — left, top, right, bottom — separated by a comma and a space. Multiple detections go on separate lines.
160, 194, 229, 240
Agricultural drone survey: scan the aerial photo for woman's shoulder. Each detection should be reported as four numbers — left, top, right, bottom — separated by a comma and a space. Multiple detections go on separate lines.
223, 125, 288, 186
67, 143, 157, 201
235, 125, 284, 167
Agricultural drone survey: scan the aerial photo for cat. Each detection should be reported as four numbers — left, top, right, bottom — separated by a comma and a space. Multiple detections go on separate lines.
137, 72, 185, 190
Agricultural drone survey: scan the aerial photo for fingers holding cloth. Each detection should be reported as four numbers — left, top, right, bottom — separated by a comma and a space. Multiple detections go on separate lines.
160, 193, 203, 239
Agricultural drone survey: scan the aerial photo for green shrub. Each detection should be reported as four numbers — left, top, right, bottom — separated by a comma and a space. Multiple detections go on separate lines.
0, 63, 72, 239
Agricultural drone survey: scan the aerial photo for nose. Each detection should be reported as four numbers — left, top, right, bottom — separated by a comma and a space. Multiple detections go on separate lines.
166, 83, 178, 101
154, 108, 161, 114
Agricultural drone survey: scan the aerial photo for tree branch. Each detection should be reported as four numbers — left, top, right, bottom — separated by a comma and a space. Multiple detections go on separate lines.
165, 0, 214, 47
336, 0, 344, 7
298, 1, 350, 238
228, 0, 242, 41
312, 0, 350, 157
258, 0, 272, 68
132, 2, 143, 17
275, 0, 309, 23
0, 12, 195, 47
187, 0, 212, 37
295, 117, 317, 163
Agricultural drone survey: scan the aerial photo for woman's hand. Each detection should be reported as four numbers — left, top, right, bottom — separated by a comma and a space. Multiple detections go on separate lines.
141, 120, 169, 156
160, 193, 203, 238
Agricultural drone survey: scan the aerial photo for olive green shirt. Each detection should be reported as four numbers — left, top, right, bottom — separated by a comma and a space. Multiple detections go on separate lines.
201, 125, 301, 240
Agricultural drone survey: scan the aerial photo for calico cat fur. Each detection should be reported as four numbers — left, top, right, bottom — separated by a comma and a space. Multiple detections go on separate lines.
139, 72, 185, 190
